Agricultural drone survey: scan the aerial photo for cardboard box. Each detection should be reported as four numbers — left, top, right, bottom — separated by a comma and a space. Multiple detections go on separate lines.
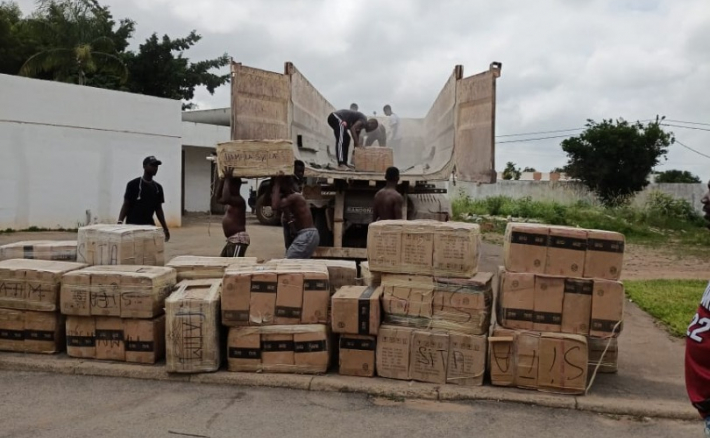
498, 271, 535, 330
76, 224, 165, 266
381, 274, 434, 319
503, 223, 549, 274
60, 266, 176, 318
216, 140, 295, 178
367, 220, 480, 278
545, 226, 587, 277
488, 328, 516, 387
124, 315, 166, 364
227, 325, 330, 373
0, 259, 86, 311
359, 261, 381, 287
95, 316, 125, 361
267, 259, 357, 295
165, 279, 222, 373
249, 272, 278, 325
0, 240, 77, 262
446, 333, 487, 386
331, 286, 383, 335
514, 331, 541, 389
588, 336, 618, 373
533, 276, 564, 332
66, 316, 96, 358
409, 330, 449, 384
339, 335, 377, 377
584, 230, 625, 280
376, 325, 415, 380
0, 309, 64, 353
590, 279, 625, 338
432, 272, 493, 335
167, 256, 257, 281
538, 333, 588, 394
352, 147, 394, 173
275, 273, 303, 324
561, 278, 593, 335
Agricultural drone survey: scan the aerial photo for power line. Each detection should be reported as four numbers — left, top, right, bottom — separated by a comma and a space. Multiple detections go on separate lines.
665, 119, 710, 127
496, 127, 583, 138
497, 134, 574, 144
675, 140, 710, 160
662, 123, 710, 132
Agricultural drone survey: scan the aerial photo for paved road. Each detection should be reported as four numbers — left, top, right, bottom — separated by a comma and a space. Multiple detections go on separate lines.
0, 371, 698, 438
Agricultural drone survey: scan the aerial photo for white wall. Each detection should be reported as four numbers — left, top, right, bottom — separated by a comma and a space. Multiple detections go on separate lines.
181, 121, 229, 149
0, 74, 183, 229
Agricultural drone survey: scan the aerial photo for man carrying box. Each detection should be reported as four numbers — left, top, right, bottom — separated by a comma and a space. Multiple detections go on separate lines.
272, 176, 319, 259
215, 167, 249, 257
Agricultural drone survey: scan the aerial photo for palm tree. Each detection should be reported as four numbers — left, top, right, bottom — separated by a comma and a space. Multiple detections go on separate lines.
18, 0, 127, 85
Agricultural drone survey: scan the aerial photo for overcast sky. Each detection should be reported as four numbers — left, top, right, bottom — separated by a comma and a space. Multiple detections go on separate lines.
14, 0, 710, 179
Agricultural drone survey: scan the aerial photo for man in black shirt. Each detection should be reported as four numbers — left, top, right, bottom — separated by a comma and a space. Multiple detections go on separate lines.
327, 109, 378, 170
117, 156, 171, 241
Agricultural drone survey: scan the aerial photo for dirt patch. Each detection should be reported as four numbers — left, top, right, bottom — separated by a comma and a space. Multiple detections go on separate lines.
621, 244, 710, 280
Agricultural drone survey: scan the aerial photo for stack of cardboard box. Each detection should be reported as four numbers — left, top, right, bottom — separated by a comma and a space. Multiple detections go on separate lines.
365, 220, 490, 386
167, 256, 258, 281
0, 259, 86, 353
77, 224, 165, 266
0, 241, 78, 262
491, 223, 625, 394
60, 265, 177, 364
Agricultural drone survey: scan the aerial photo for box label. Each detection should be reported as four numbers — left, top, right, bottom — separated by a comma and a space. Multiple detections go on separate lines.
251, 281, 277, 293
510, 232, 548, 247
275, 306, 302, 319
564, 280, 593, 295
67, 336, 96, 347
294, 340, 327, 353
358, 287, 376, 335
504, 308, 533, 322
548, 236, 587, 251
125, 340, 155, 352
262, 340, 295, 352
340, 337, 376, 351
229, 347, 262, 359
587, 238, 624, 253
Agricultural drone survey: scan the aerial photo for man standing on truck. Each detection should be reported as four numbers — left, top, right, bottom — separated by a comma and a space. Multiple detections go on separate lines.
365, 123, 387, 147
278, 160, 306, 250
383, 105, 402, 149
372, 167, 404, 222
327, 109, 379, 170
117, 156, 170, 242
272, 175, 320, 259
215, 167, 249, 257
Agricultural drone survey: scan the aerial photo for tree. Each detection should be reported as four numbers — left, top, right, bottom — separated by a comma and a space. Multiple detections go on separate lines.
522, 167, 537, 172
561, 117, 675, 205
655, 170, 701, 184
502, 162, 521, 180
124, 31, 230, 109
551, 166, 567, 174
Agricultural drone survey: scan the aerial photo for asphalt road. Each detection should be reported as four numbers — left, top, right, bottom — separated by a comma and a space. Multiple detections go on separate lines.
0, 371, 698, 438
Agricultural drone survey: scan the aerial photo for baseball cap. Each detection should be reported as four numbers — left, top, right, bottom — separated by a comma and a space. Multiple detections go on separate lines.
143, 156, 162, 166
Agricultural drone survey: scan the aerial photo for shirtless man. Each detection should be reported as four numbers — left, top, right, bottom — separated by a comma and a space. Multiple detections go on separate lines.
272, 175, 320, 259
215, 167, 249, 257
327, 109, 379, 170
277, 160, 305, 250
372, 166, 404, 222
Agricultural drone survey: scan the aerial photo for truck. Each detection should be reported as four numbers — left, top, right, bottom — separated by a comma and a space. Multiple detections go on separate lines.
229, 61, 502, 259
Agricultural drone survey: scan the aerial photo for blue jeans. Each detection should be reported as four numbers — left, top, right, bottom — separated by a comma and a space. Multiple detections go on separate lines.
285, 228, 320, 259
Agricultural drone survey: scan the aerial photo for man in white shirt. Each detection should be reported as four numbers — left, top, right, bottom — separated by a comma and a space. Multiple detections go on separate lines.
383, 104, 401, 149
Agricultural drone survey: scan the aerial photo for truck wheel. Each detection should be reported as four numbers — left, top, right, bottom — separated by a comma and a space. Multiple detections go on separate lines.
255, 194, 280, 226
313, 208, 333, 247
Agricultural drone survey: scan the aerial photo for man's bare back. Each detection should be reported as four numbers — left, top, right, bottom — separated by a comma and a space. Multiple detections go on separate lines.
281, 192, 314, 232
218, 170, 247, 237
373, 187, 404, 221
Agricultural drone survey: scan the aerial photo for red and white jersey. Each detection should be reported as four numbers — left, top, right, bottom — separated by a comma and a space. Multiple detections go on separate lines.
686, 281, 710, 417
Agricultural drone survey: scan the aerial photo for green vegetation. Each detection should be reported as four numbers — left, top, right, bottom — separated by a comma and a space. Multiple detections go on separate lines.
655, 169, 702, 184
625, 279, 705, 337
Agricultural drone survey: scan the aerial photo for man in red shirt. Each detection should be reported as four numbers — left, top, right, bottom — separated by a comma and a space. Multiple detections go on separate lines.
686, 180, 710, 437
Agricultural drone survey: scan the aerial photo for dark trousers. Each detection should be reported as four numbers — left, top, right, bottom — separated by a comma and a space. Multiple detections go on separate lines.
328, 113, 351, 165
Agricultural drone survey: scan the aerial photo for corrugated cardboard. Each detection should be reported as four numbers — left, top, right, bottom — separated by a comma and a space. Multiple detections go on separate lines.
561, 278, 593, 335
488, 328, 516, 387
249, 272, 278, 325
60, 266, 176, 318
0, 308, 63, 353
165, 279, 222, 373
216, 140, 295, 178
227, 325, 329, 373
376, 325, 415, 380
432, 272, 493, 335
298, 267, 330, 324
0, 259, 86, 311
359, 261, 381, 287
584, 230, 625, 280
588, 336, 618, 373
0, 240, 77, 262
514, 331, 541, 389
275, 273, 303, 324
66, 316, 96, 358
381, 274, 434, 319
352, 147, 394, 173
533, 276, 564, 332
498, 271, 535, 330
503, 223, 549, 274
95, 316, 124, 361
339, 335, 376, 377
267, 259, 357, 295
545, 226, 587, 277
590, 279, 625, 338
331, 286, 383, 335
432, 222, 481, 278
77, 224, 165, 266
446, 333, 487, 386
409, 330, 449, 384
538, 333, 588, 395
167, 256, 257, 281
124, 315, 166, 364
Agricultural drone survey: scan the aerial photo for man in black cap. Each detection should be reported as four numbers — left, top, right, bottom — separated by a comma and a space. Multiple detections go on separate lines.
117, 156, 170, 241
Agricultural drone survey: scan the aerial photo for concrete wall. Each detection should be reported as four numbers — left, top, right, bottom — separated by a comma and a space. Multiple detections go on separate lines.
0, 74, 183, 229
183, 146, 213, 213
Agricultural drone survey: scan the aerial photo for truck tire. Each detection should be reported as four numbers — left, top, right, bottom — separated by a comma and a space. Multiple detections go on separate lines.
255, 194, 280, 226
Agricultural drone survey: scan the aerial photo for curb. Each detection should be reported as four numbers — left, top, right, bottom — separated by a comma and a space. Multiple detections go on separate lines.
0, 353, 697, 421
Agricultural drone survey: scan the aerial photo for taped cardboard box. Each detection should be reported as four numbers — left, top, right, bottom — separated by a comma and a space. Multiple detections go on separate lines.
0, 259, 86, 311
227, 324, 330, 374
216, 140, 295, 178
431, 272, 493, 335
359, 261, 381, 287
77, 224, 165, 266
588, 336, 618, 374
166, 279, 222, 373
376, 325, 415, 380
533, 276, 564, 332
590, 279, 625, 338
503, 223, 548, 274
381, 274, 434, 319
60, 266, 177, 318
352, 147, 394, 173
447, 332, 487, 386
0, 308, 64, 353
488, 327, 516, 387
267, 259, 357, 294
167, 256, 257, 281
545, 226, 587, 277
339, 334, 376, 377
222, 265, 330, 326
331, 286, 383, 336
498, 270, 535, 331
367, 220, 480, 278
0, 240, 77, 262
584, 230, 625, 280
561, 278, 593, 335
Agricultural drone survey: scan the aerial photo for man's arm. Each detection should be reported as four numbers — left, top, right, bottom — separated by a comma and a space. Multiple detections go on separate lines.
392, 194, 404, 220
117, 181, 134, 223
215, 177, 226, 204
155, 205, 170, 242
350, 121, 364, 147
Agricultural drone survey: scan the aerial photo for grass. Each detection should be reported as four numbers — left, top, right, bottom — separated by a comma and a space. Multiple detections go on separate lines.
625, 279, 706, 337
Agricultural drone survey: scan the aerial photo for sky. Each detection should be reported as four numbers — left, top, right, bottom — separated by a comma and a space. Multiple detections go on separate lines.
14, 0, 710, 180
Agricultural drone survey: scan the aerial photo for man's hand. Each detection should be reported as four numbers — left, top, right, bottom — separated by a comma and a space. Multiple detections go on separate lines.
224, 167, 235, 179
164, 228, 171, 242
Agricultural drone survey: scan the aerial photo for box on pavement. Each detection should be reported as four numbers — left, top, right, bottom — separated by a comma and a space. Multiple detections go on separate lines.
583, 230, 625, 280
216, 140, 295, 178
545, 226, 587, 277
503, 223, 548, 274
587, 336, 618, 374
339, 334, 376, 377
0, 241, 77, 262
367, 220, 480, 278
0, 259, 86, 311
331, 286, 383, 336
0, 308, 64, 353
431, 272, 493, 335
498, 270, 535, 330
267, 259, 357, 295
352, 147, 394, 173
167, 256, 257, 281
533, 276, 564, 333
165, 279, 222, 373
359, 261, 381, 287
77, 224, 165, 266
376, 325, 415, 381
60, 265, 176, 318
590, 279, 625, 338
227, 324, 330, 373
